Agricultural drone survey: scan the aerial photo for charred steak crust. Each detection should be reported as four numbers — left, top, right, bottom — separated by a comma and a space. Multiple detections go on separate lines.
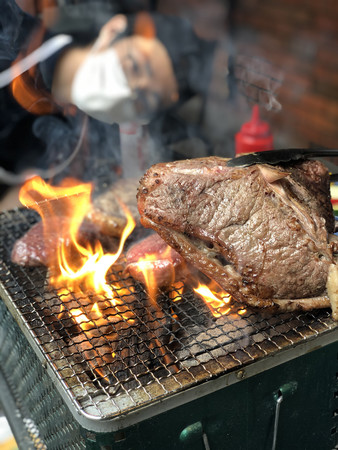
282, 160, 334, 233
137, 157, 335, 306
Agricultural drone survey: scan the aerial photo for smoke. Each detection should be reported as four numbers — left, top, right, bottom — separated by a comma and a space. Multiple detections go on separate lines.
0, 0, 285, 188
0, 115, 87, 186
32, 113, 121, 192
233, 54, 284, 112
0, 1, 124, 191
0, 0, 25, 64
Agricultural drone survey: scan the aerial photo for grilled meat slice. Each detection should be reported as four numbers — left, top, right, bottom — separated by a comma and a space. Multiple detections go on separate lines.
11, 219, 53, 266
86, 178, 140, 237
125, 233, 187, 287
137, 156, 335, 312
11, 217, 118, 266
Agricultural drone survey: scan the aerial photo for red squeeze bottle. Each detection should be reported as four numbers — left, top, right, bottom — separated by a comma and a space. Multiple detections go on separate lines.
235, 105, 274, 155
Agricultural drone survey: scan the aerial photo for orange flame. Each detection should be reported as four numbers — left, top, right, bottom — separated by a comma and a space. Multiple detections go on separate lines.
169, 281, 184, 302
131, 244, 176, 304
11, 25, 58, 115
19, 176, 136, 330
193, 282, 231, 318
133, 252, 159, 303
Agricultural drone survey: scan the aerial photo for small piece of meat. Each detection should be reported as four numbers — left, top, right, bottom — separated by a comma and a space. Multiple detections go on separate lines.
125, 233, 187, 287
11, 220, 54, 266
86, 178, 140, 237
137, 156, 336, 312
11, 217, 118, 267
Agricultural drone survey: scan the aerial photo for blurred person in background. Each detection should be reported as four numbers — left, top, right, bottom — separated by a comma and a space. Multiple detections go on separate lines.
0, 0, 233, 204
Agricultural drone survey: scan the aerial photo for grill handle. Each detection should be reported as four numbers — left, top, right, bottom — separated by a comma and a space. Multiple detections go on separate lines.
272, 381, 298, 450
180, 421, 211, 450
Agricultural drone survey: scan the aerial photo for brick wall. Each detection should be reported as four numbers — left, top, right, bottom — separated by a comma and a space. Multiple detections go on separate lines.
156, 0, 338, 154
232, 0, 338, 149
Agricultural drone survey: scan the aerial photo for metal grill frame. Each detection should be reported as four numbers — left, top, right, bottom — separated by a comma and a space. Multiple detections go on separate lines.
0, 298, 86, 449
0, 207, 337, 433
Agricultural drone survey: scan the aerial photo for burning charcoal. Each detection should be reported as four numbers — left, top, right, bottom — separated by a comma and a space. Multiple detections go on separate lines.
107, 290, 179, 379
137, 157, 335, 314
47, 280, 179, 387
109, 330, 164, 388
142, 293, 178, 370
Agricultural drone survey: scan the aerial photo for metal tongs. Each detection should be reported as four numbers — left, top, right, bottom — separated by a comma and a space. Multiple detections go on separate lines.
226, 148, 338, 180
226, 148, 338, 167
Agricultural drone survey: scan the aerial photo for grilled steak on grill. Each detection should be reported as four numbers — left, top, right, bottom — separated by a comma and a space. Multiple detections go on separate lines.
137, 156, 338, 314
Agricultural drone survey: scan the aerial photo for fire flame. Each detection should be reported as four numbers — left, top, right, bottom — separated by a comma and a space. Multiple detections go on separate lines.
131, 244, 176, 304
133, 253, 161, 304
18, 175, 248, 382
169, 282, 184, 302
193, 282, 232, 318
10, 26, 61, 115
131, 246, 237, 319
19, 176, 136, 335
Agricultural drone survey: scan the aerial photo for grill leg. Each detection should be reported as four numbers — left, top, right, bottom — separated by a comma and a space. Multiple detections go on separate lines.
272, 381, 298, 450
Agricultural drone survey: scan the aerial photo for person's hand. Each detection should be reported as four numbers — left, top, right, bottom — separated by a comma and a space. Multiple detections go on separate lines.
93, 14, 128, 51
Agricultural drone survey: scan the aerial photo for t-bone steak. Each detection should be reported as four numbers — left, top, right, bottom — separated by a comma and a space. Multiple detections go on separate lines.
137, 156, 338, 316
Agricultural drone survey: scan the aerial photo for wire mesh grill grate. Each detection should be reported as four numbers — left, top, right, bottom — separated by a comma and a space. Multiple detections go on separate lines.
0, 207, 337, 422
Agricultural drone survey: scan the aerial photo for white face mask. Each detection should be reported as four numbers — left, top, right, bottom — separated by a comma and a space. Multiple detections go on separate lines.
71, 47, 142, 124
